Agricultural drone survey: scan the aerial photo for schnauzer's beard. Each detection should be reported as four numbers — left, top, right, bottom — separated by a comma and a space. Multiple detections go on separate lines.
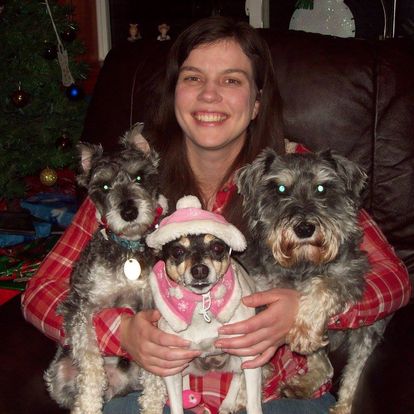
267, 218, 341, 268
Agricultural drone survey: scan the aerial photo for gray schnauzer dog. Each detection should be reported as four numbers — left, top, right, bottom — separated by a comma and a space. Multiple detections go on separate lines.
236, 148, 387, 414
44, 123, 168, 414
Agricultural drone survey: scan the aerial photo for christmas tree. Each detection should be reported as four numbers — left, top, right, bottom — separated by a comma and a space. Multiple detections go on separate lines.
0, 0, 88, 199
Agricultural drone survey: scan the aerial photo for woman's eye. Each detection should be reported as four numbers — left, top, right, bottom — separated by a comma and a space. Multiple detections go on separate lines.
171, 246, 186, 260
316, 184, 326, 194
211, 241, 225, 256
102, 184, 111, 192
276, 184, 287, 195
183, 75, 200, 82
224, 78, 241, 85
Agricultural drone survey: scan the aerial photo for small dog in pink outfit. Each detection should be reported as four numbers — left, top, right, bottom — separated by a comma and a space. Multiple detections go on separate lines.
139, 195, 263, 414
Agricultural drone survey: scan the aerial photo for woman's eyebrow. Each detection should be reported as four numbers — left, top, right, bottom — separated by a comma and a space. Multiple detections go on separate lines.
179, 66, 202, 73
179, 66, 250, 77
222, 68, 250, 78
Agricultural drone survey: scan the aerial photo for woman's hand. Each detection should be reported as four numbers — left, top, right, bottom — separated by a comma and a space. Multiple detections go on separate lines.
215, 288, 299, 369
120, 310, 201, 377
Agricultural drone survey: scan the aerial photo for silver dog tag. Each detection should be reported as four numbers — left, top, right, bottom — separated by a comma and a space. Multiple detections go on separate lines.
123, 258, 141, 280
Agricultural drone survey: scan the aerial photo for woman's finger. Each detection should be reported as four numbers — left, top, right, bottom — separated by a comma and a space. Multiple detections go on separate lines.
242, 290, 284, 307
151, 328, 193, 348
216, 326, 272, 349
218, 302, 285, 336
241, 347, 277, 369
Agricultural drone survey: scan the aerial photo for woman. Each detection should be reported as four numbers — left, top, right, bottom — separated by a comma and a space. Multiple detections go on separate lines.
22, 17, 410, 414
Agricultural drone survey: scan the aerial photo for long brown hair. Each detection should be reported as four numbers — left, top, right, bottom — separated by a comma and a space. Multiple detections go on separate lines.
146, 16, 285, 230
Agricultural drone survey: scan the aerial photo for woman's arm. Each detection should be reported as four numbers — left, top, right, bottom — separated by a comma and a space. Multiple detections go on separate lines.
21, 197, 98, 342
327, 209, 411, 329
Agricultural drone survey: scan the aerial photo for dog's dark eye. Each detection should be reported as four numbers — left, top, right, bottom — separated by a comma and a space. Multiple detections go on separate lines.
316, 184, 326, 194
171, 246, 186, 260
276, 184, 287, 195
102, 183, 111, 192
210, 241, 226, 256
134, 175, 142, 183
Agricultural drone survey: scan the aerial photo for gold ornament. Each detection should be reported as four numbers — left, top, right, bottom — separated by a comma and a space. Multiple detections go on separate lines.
40, 167, 58, 186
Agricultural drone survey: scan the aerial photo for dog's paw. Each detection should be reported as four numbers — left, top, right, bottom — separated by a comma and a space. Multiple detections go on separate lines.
219, 402, 244, 414
219, 393, 246, 414
286, 323, 328, 354
329, 402, 351, 414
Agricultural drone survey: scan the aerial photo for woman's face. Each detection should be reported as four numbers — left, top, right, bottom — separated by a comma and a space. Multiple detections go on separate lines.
174, 39, 260, 155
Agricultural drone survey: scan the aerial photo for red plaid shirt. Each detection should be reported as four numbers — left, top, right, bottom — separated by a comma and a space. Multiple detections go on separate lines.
22, 143, 411, 414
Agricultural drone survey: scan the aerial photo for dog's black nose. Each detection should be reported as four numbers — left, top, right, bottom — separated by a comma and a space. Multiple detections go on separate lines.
120, 200, 138, 222
191, 264, 209, 280
294, 222, 315, 239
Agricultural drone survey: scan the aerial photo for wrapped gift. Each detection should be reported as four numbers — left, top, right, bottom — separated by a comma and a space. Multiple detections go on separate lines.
0, 193, 76, 247
0, 236, 59, 291
21, 192, 77, 228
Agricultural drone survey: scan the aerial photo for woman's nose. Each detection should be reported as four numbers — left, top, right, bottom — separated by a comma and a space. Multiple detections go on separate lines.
197, 81, 222, 103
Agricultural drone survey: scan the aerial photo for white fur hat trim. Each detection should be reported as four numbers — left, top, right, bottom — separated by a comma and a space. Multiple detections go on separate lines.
146, 195, 246, 251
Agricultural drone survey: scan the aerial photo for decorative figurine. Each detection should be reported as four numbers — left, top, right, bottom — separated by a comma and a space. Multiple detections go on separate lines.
128, 23, 142, 42
157, 23, 171, 41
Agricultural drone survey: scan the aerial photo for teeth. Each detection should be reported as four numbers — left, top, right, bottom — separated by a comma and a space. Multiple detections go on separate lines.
194, 113, 226, 122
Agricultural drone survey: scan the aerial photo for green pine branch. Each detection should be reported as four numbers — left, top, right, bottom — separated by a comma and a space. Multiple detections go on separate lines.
0, 0, 88, 199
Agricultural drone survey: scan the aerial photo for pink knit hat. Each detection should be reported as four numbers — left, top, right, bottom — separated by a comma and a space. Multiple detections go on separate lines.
146, 195, 246, 251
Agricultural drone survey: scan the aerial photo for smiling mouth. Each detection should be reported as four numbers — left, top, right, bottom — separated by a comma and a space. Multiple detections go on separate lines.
193, 112, 227, 123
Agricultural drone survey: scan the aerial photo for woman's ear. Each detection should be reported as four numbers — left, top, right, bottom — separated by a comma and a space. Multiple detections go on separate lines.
251, 89, 261, 120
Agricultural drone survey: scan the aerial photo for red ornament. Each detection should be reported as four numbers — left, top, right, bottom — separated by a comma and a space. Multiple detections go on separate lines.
56, 133, 72, 150
43, 42, 57, 60
11, 86, 30, 108
61, 26, 77, 42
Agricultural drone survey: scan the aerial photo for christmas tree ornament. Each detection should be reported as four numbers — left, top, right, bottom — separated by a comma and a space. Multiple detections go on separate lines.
45, 0, 75, 87
66, 83, 84, 101
61, 26, 77, 42
43, 42, 57, 60
56, 133, 72, 150
11, 85, 30, 108
40, 167, 58, 187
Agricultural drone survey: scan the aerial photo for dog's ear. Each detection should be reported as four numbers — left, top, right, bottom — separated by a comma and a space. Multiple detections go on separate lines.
321, 150, 367, 201
76, 142, 103, 187
121, 122, 151, 154
236, 147, 278, 202
236, 148, 280, 232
